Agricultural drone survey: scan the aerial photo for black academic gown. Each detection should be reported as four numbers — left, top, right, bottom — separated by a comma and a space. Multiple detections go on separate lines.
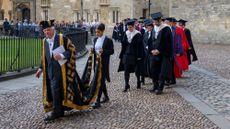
142, 31, 152, 77
148, 26, 173, 80
41, 34, 70, 115
118, 31, 144, 74
112, 26, 118, 40
184, 28, 198, 64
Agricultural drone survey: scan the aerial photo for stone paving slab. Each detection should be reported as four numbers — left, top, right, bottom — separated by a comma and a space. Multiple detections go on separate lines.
0, 43, 220, 129
174, 87, 230, 129
193, 44, 230, 80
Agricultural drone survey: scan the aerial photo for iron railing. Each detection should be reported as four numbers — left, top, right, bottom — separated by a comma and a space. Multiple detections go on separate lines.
0, 37, 42, 74
0, 29, 89, 75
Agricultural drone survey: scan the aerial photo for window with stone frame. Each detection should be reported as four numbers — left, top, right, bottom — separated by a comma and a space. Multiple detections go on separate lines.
77, 12, 80, 21
112, 10, 119, 23
0, 10, 4, 20
96, 12, 99, 22
43, 10, 48, 20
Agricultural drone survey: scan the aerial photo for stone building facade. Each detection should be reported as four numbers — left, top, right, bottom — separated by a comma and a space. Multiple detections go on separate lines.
170, 0, 230, 44
1, 0, 230, 44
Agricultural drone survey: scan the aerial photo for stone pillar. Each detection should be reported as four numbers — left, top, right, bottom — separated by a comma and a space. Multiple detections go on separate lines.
169, 0, 172, 16
30, 1, 35, 21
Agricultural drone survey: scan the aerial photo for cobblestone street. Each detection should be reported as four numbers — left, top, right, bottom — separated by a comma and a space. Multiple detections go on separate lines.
0, 43, 229, 129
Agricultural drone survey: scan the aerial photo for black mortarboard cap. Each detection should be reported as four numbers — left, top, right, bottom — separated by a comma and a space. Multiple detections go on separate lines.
178, 19, 188, 23
144, 19, 153, 26
171, 17, 177, 22
165, 17, 173, 22
151, 12, 163, 20
126, 19, 135, 26
178, 19, 188, 26
40, 19, 55, 29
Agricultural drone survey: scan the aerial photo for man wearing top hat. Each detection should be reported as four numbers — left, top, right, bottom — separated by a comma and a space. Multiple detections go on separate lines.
148, 12, 173, 95
35, 19, 75, 121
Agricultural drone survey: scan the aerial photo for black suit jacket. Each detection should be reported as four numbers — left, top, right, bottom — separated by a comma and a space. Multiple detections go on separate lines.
41, 34, 71, 80
93, 36, 114, 82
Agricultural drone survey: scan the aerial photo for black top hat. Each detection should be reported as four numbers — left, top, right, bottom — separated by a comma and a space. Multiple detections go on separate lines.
40, 19, 55, 29
151, 12, 163, 20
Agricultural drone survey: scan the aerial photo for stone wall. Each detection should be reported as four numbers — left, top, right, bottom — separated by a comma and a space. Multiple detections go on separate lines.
36, 0, 75, 22
110, 0, 131, 21
170, 0, 230, 44
150, 0, 169, 17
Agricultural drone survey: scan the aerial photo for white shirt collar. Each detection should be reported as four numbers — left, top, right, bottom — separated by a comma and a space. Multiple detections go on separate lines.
47, 32, 56, 43
98, 35, 105, 40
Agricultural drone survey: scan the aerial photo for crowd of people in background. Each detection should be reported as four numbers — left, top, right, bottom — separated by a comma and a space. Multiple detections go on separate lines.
1, 18, 100, 37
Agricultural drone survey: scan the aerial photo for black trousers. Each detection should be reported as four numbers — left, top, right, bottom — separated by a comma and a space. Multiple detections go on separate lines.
124, 64, 140, 88
96, 74, 109, 103
171, 58, 176, 83
49, 77, 64, 115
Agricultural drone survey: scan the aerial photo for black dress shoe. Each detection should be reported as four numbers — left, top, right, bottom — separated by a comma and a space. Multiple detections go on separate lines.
170, 81, 176, 85
149, 88, 156, 93
92, 102, 101, 109
192, 58, 198, 62
141, 78, 145, 85
44, 113, 63, 121
123, 85, 130, 92
123, 88, 129, 92
101, 97, 109, 103
137, 82, 141, 89
155, 90, 163, 95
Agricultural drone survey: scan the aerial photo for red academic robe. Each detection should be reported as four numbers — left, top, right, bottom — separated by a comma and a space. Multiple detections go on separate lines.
174, 26, 190, 78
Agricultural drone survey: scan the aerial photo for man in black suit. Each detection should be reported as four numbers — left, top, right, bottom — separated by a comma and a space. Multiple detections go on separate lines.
92, 23, 114, 108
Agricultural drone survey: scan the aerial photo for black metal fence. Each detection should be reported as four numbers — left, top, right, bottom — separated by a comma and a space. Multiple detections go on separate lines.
0, 37, 42, 74
0, 29, 88, 76
64, 28, 88, 57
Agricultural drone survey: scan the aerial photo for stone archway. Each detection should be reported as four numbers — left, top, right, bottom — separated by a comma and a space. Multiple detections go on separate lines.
15, 3, 30, 20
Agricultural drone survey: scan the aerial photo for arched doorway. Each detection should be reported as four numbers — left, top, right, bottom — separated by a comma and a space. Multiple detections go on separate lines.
22, 8, 30, 20
15, 3, 30, 20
